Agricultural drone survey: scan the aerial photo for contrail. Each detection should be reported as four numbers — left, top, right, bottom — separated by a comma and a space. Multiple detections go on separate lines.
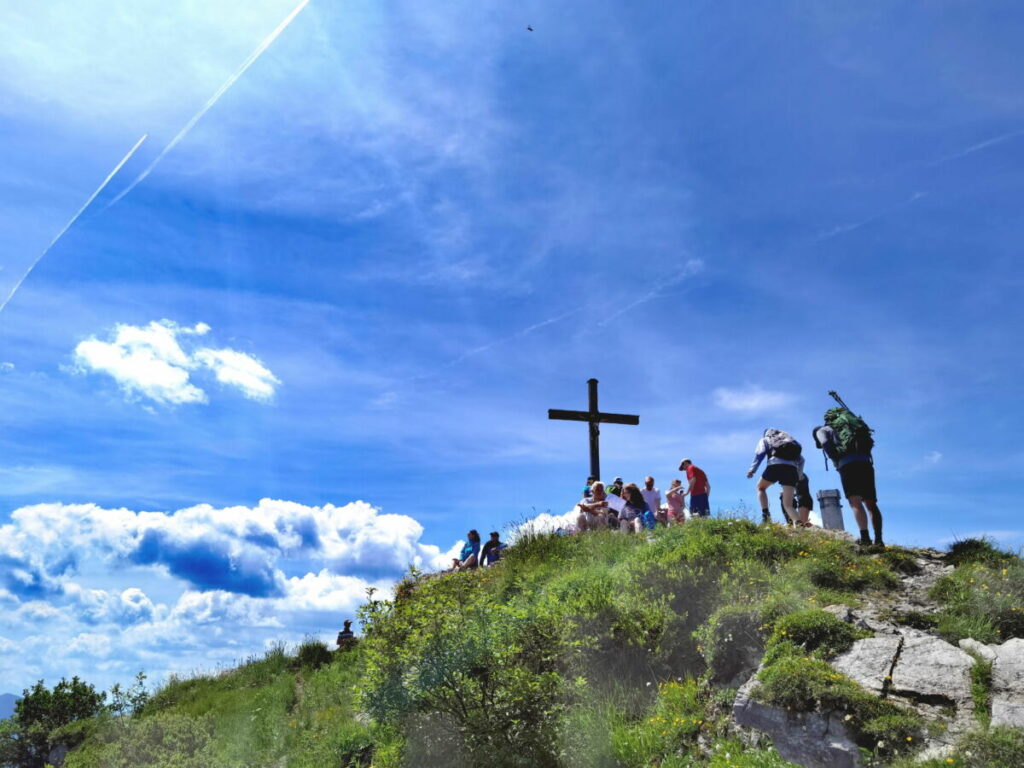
0, 134, 148, 315
107, 0, 311, 208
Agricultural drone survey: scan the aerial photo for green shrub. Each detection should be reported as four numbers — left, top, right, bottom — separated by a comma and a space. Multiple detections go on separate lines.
754, 656, 924, 757
610, 680, 705, 767
294, 638, 333, 671
969, 657, 993, 728
915, 726, 1024, 767
767, 609, 870, 659
946, 538, 1017, 568
695, 605, 765, 686
64, 713, 217, 768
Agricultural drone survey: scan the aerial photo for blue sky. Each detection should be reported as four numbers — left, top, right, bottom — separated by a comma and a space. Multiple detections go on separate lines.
2, 0, 1023, 694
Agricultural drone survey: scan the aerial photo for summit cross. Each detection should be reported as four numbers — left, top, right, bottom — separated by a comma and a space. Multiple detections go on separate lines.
548, 378, 640, 480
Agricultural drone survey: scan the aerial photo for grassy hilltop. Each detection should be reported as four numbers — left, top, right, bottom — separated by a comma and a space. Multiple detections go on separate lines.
57, 520, 1024, 768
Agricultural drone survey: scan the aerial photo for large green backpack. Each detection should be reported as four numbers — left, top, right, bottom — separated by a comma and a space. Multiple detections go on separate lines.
824, 407, 874, 457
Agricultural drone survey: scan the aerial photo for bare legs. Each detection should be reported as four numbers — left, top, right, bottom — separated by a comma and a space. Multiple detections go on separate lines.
757, 479, 796, 523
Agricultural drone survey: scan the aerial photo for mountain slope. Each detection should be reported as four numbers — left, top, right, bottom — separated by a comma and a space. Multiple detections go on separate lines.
0, 693, 16, 720
54, 521, 1024, 768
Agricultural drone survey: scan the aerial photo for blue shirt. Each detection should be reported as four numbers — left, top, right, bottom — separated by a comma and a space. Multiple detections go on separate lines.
460, 540, 481, 562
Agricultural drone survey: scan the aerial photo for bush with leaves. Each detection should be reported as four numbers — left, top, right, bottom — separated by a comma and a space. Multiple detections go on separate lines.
0, 677, 105, 768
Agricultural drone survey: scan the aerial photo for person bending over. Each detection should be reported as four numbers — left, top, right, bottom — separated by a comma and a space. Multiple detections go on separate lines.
746, 429, 802, 524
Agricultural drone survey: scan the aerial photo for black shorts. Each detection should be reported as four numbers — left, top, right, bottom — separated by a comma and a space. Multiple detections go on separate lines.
762, 464, 799, 487
795, 477, 813, 510
839, 461, 877, 502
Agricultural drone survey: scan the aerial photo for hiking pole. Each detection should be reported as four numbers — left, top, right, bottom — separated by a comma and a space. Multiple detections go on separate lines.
827, 390, 850, 410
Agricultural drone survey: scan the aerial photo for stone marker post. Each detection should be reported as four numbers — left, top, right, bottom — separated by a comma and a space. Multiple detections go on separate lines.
817, 489, 844, 530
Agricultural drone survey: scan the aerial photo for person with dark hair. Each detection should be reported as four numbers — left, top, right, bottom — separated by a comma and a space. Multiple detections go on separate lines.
453, 529, 482, 570
678, 459, 711, 518
480, 531, 507, 566
618, 483, 647, 533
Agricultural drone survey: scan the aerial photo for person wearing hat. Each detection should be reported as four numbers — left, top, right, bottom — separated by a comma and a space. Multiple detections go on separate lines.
678, 458, 711, 517
337, 620, 356, 649
606, 477, 624, 497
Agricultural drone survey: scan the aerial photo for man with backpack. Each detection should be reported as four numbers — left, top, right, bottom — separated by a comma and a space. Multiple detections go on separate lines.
746, 429, 803, 524
814, 399, 883, 548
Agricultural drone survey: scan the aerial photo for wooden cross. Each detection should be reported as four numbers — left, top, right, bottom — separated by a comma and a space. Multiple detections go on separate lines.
548, 378, 640, 480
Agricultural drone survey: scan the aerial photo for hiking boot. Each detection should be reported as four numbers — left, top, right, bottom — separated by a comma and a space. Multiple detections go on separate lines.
874, 539, 886, 550
858, 536, 872, 548
761, 513, 771, 525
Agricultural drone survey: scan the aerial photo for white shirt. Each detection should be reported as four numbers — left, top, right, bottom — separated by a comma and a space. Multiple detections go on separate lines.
641, 487, 662, 513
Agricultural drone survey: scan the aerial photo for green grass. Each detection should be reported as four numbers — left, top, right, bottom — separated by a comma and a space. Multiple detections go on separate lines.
930, 559, 1024, 643
60, 523, 1024, 768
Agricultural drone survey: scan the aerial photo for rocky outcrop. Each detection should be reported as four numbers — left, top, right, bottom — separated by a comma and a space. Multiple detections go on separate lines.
732, 671, 863, 768
964, 636, 1024, 729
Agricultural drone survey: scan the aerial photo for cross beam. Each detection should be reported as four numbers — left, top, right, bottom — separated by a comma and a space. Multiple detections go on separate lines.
548, 378, 639, 480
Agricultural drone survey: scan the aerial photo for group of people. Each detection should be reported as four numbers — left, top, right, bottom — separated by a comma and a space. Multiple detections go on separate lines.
449, 529, 508, 571
575, 400, 886, 548
576, 458, 712, 532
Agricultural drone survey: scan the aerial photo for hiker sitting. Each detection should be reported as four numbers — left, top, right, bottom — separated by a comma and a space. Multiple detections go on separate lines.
480, 531, 507, 566
618, 483, 647, 533
454, 529, 482, 570
665, 479, 686, 523
337, 620, 357, 649
577, 482, 610, 531
747, 429, 803, 524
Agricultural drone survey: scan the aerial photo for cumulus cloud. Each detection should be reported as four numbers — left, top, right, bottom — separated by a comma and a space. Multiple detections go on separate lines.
72, 319, 278, 405
0, 496, 456, 692
194, 347, 279, 401
713, 385, 795, 412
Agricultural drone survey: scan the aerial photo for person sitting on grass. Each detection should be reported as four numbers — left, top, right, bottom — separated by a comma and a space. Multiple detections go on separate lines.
618, 483, 648, 533
453, 529, 482, 571
665, 479, 686, 523
480, 531, 507, 566
577, 481, 610, 531
641, 476, 663, 526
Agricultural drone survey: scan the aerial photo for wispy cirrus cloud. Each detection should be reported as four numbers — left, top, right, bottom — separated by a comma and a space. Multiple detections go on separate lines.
72, 319, 279, 405
712, 385, 796, 413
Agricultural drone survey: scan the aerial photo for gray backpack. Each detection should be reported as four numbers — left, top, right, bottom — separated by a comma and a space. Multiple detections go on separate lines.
763, 429, 802, 461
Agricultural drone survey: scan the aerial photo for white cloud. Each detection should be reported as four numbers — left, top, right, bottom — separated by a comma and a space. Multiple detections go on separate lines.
0, 362, 14, 372
925, 451, 943, 465
72, 319, 278, 405
712, 385, 796, 413
0, 495, 459, 692
194, 347, 279, 402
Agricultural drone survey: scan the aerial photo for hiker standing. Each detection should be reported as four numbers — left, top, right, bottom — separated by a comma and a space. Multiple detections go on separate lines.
641, 476, 663, 526
814, 400, 883, 547
779, 457, 813, 526
678, 459, 711, 518
746, 429, 803, 524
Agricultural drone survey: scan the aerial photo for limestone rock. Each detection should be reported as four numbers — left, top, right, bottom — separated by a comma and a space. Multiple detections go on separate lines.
958, 637, 997, 662
832, 635, 902, 694
733, 673, 863, 768
890, 631, 974, 706
991, 637, 1024, 728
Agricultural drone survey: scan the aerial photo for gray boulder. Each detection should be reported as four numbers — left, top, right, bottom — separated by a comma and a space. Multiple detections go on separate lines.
991, 637, 1024, 728
832, 635, 902, 694
890, 631, 974, 706
733, 673, 863, 768
958, 637, 997, 662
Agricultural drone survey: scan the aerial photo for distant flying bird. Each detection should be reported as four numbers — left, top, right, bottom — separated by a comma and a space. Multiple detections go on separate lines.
527, 25, 533, 31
